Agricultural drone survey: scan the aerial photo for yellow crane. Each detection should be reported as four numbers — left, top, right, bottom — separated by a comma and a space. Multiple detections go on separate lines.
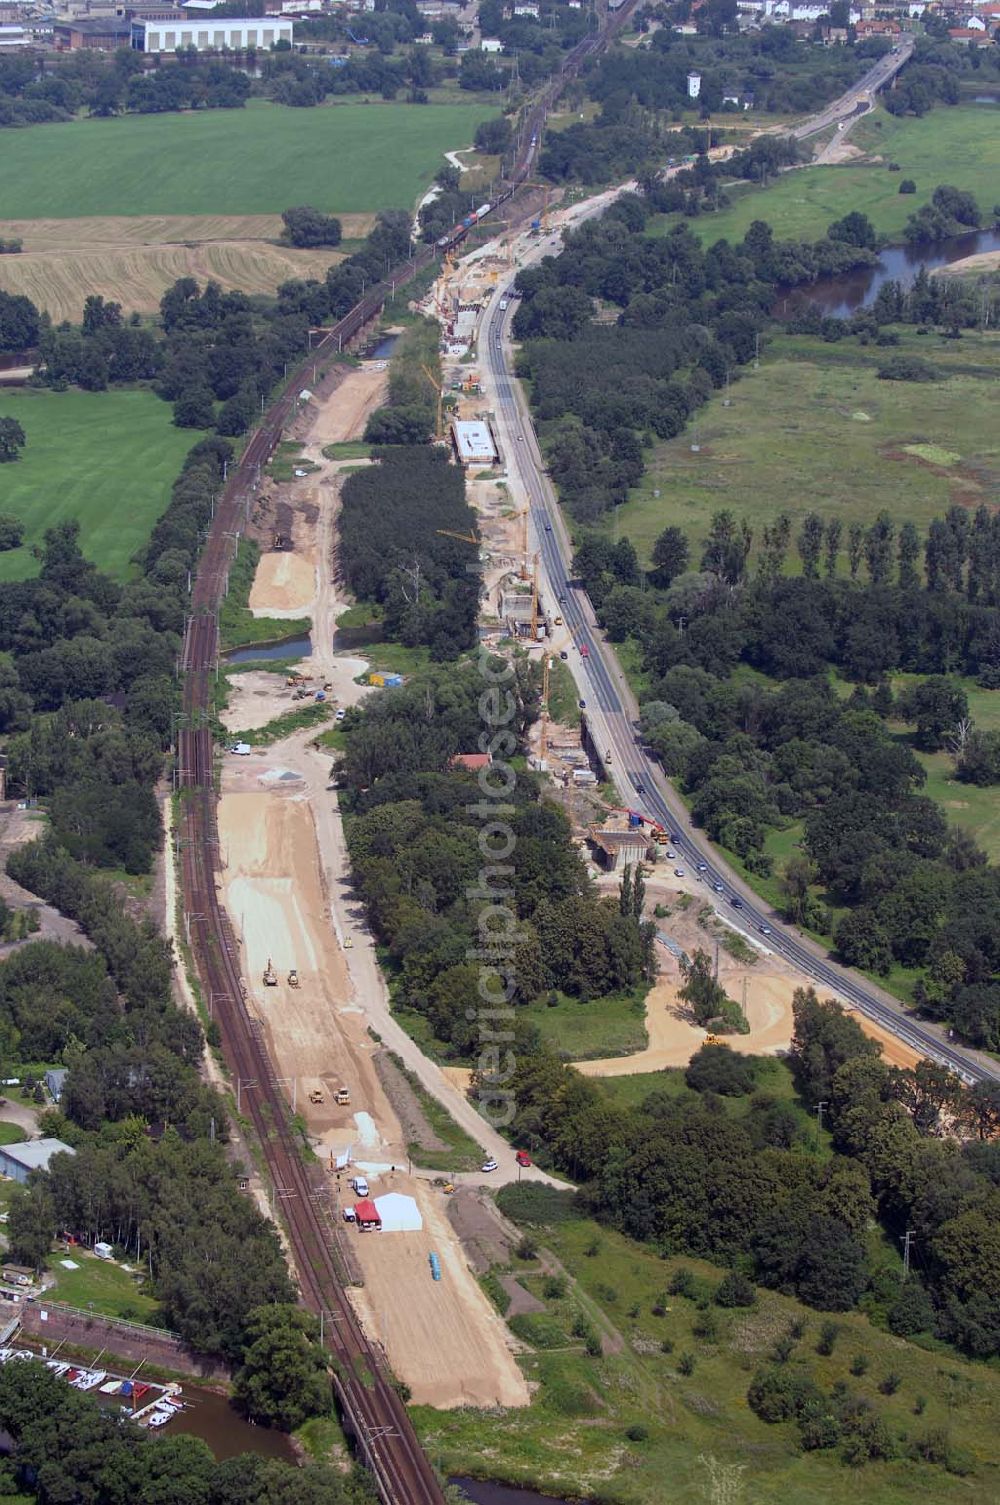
530, 550, 540, 640
436, 528, 479, 546
419, 363, 445, 441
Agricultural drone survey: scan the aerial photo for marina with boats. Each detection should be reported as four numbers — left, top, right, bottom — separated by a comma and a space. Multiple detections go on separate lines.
0, 1344, 185, 1429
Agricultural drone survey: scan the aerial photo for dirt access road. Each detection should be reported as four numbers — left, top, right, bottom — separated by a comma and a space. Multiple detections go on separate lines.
217, 363, 533, 1410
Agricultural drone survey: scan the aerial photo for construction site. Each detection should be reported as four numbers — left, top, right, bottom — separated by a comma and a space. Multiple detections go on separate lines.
212, 352, 532, 1412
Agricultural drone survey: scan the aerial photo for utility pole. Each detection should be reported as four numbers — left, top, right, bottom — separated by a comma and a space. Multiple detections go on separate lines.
901, 1229, 914, 1280
816, 1100, 827, 1132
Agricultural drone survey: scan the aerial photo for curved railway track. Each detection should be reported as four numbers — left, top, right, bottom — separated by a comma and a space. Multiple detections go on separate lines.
177, 7, 640, 1499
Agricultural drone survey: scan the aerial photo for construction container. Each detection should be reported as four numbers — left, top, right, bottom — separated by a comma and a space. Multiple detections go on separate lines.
368, 673, 386, 687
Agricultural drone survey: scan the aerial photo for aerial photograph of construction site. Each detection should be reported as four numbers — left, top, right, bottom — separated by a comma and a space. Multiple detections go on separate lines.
0, 4, 998, 1505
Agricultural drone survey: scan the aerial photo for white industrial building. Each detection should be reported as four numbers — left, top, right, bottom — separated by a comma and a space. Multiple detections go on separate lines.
131, 14, 293, 49
451, 419, 497, 466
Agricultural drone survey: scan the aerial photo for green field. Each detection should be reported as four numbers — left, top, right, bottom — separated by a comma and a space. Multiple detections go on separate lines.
648, 105, 1000, 246
0, 101, 492, 219
0, 388, 197, 582
892, 676, 1000, 861
605, 328, 1000, 568
45, 1251, 160, 1324
416, 1204, 1000, 1504
527, 986, 649, 1060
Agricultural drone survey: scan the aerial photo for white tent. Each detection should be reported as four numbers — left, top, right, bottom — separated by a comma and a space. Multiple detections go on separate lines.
373, 1192, 422, 1233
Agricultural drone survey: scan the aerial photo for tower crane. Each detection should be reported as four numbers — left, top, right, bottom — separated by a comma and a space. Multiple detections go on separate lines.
419, 363, 445, 441
436, 528, 479, 546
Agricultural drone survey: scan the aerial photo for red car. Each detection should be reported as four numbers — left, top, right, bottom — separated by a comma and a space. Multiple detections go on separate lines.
515, 1151, 532, 1168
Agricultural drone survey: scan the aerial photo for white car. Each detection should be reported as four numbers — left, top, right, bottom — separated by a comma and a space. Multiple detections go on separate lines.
666, 849, 677, 860
349, 1176, 369, 1198
335, 708, 346, 722
674, 868, 686, 878
480, 1159, 498, 1173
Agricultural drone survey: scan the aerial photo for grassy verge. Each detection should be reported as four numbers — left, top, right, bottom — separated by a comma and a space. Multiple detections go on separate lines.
0, 389, 198, 583
322, 441, 371, 462
546, 653, 580, 728
218, 537, 311, 651
413, 1203, 1000, 1504
228, 701, 331, 748
385, 1051, 484, 1172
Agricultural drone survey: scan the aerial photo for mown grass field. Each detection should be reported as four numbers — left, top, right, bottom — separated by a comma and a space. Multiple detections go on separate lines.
415, 1204, 1000, 1504
0, 388, 197, 582
604, 328, 1000, 569
45, 1251, 160, 1324
892, 675, 1000, 862
650, 105, 1000, 246
0, 101, 492, 219
526, 985, 649, 1060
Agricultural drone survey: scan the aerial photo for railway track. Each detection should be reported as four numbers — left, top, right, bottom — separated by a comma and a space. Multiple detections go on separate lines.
176, 7, 642, 1499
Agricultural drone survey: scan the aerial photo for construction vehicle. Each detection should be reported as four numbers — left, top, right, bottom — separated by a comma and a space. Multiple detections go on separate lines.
292, 689, 309, 700
335, 1087, 351, 1106
263, 958, 278, 987
309, 1088, 324, 1105
704, 1035, 730, 1048
344, 935, 353, 949
288, 968, 299, 988
286, 673, 309, 686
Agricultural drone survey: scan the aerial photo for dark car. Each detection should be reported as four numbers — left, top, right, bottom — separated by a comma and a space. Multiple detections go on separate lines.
560, 650, 568, 660
731, 897, 743, 909
578, 699, 586, 709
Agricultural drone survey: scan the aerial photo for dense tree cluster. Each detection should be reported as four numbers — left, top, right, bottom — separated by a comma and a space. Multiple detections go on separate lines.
0, 1359, 360, 1504
0, 51, 249, 129
903, 184, 982, 246
338, 447, 479, 656
513, 207, 874, 522
484, 993, 1000, 1358
339, 665, 655, 1054
570, 498, 1000, 1044
581, 28, 872, 119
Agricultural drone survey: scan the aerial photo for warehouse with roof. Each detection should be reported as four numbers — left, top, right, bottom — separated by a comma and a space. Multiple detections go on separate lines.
0, 1138, 75, 1185
131, 14, 292, 49
451, 419, 497, 466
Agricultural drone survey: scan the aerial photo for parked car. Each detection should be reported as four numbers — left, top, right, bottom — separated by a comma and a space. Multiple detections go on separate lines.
349, 1176, 369, 1197
481, 1159, 498, 1173
674, 868, 686, 878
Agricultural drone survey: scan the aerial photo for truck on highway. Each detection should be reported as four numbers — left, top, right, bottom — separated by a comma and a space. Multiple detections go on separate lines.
579, 642, 590, 659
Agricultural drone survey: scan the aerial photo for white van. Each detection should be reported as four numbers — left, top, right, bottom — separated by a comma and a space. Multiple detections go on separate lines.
349, 1176, 369, 1198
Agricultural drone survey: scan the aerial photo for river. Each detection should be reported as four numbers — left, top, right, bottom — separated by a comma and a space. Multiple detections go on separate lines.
779, 226, 1000, 319
452, 1479, 584, 1505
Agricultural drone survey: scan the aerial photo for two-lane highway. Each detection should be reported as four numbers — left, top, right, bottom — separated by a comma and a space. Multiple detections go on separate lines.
481, 283, 1000, 1090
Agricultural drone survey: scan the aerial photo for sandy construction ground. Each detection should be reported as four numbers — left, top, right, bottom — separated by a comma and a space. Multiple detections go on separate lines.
575, 959, 798, 1078
218, 780, 404, 1166
249, 550, 316, 616
221, 671, 301, 734
349, 1175, 529, 1409
308, 362, 390, 446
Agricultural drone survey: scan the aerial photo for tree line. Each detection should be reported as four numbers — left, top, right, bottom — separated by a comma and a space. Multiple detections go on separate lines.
482, 991, 1000, 1365
338, 447, 481, 658
572, 502, 1000, 1047
0, 1357, 367, 1504
338, 663, 655, 1055
0, 50, 250, 129
512, 205, 874, 523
